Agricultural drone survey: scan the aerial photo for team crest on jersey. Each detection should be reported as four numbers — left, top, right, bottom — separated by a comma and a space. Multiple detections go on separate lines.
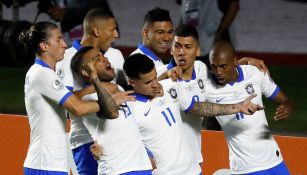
52, 79, 64, 90
56, 68, 65, 78
198, 79, 204, 90
168, 87, 177, 99
245, 83, 255, 94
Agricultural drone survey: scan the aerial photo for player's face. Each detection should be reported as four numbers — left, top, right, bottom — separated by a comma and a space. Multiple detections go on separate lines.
171, 36, 200, 72
210, 55, 237, 85
144, 21, 174, 56
98, 18, 119, 52
130, 68, 161, 98
83, 48, 116, 82
44, 28, 67, 62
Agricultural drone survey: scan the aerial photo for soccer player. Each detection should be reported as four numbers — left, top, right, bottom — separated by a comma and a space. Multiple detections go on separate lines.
70, 46, 153, 175
55, 8, 124, 175
130, 7, 174, 66
206, 41, 294, 174
20, 21, 118, 175
123, 53, 262, 175
158, 24, 270, 167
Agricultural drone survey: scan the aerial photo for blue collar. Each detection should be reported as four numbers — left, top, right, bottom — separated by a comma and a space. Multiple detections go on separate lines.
138, 44, 159, 61
228, 65, 244, 86
166, 59, 196, 82
35, 58, 52, 70
72, 40, 82, 51
133, 92, 150, 103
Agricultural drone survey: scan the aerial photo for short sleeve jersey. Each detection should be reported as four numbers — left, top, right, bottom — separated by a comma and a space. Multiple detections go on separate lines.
81, 88, 152, 175
204, 65, 283, 174
24, 58, 73, 172
130, 79, 201, 175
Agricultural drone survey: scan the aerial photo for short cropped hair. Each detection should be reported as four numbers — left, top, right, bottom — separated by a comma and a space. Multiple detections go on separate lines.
71, 46, 95, 76
174, 24, 199, 44
83, 8, 114, 26
123, 53, 155, 79
144, 7, 172, 26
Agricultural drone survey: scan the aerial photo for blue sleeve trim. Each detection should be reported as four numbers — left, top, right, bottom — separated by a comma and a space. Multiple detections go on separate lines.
184, 98, 197, 113
145, 147, 154, 158
66, 86, 73, 92
59, 92, 73, 106
269, 86, 280, 100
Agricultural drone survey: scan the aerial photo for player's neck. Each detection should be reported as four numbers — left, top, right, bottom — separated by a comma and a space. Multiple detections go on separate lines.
181, 66, 194, 80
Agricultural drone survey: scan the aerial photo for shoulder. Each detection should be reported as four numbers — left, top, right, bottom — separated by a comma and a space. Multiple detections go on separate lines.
239, 65, 263, 78
105, 47, 124, 58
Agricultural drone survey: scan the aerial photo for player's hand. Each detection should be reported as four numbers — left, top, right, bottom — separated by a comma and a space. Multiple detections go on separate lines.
113, 90, 135, 107
81, 58, 98, 83
239, 57, 270, 75
153, 82, 164, 98
90, 140, 103, 161
274, 101, 294, 121
167, 66, 183, 81
239, 94, 264, 115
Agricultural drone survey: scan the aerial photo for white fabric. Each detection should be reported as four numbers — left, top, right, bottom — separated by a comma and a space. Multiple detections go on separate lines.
205, 65, 283, 174
24, 61, 72, 172
131, 48, 164, 67
130, 79, 201, 175
82, 90, 152, 175
176, 61, 209, 164
56, 45, 127, 149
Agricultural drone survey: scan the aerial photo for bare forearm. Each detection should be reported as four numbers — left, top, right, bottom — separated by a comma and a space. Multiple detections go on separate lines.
93, 78, 118, 119
189, 102, 240, 117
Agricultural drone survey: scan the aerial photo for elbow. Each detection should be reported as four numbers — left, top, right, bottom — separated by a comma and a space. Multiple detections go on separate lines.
97, 110, 119, 119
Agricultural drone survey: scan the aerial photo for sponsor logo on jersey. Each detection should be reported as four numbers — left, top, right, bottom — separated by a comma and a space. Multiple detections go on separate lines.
52, 79, 64, 90
168, 87, 177, 99
144, 107, 151, 116
245, 83, 255, 94
216, 97, 226, 103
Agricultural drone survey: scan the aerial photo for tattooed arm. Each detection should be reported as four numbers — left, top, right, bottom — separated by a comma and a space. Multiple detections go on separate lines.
92, 77, 119, 119
188, 94, 264, 117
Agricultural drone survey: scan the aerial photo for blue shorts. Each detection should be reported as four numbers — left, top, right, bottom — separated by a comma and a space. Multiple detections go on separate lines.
24, 168, 68, 175
236, 161, 290, 175
120, 170, 152, 175
72, 142, 98, 175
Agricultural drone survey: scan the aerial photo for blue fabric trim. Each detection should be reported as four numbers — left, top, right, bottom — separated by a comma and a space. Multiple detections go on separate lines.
133, 93, 149, 102
184, 97, 197, 113
66, 86, 73, 92
138, 44, 159, 61
24, 167, 68, 175
167, 59, 176, 70
178, 68, 196, 82
35, 58, 52, 70
228, 65, 244, 86
59, 92, 73, 106
72, 40, 82, 51
269, 86, 280, 100
145, 147, 154, 158
120, 170, 153, 175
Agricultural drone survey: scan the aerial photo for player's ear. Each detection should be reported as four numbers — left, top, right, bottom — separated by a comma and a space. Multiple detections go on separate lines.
143, 27, 149, 40
81, 69, 90, 79
39, 42, 48, 52
92, 27, 100, 37
128, 79, 135, 87
196, 46, 201, 57
234, 56, 238, 65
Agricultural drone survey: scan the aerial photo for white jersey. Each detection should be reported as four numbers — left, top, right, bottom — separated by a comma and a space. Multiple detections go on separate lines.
56, 40, 127, 149
130, 79, 201, 175
24, 58, 73, 172
130, 44, 164, 67
157, 60, 209, 164
81, 89, 152, 175
205, 65, 283, 174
